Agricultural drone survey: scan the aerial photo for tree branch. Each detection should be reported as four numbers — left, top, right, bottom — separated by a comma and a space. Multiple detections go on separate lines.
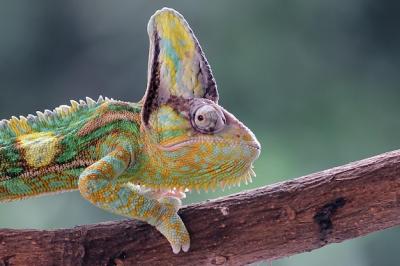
1, 150, 400, 265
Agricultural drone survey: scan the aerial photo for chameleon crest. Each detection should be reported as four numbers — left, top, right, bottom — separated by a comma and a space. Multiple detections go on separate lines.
0, 8, 260, 253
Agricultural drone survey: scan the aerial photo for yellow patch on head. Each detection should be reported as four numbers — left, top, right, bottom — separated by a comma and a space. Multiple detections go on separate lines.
17, 132, 59, 168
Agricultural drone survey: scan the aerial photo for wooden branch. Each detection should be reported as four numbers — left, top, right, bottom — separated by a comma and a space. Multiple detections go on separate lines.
1, 150, 400, 265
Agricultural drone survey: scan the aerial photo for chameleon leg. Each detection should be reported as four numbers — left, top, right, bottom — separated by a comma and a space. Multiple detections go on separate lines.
78, 145, 190, 253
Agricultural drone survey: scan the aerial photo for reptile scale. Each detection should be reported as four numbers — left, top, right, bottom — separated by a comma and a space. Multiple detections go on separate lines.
0, 8, 260, 253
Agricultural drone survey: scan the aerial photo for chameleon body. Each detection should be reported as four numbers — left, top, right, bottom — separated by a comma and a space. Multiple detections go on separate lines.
0, 8, 260, 253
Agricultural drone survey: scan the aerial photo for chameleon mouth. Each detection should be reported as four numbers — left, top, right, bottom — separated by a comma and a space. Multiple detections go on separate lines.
158, 137, 260, 152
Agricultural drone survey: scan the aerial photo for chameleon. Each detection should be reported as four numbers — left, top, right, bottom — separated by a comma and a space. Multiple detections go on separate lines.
0, 7, 260, 253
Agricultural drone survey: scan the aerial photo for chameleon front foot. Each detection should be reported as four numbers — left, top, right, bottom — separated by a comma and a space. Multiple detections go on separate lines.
154, 206, 190, 254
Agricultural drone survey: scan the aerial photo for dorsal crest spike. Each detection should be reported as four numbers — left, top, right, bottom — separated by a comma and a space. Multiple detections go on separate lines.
70, 100, 79, 110
86, 97, 96, 107
0, 98, 108, 137
44, 109, 53, 116
97, 95, 104, 103
0, 120, 7, 130
36, 111, 45, 120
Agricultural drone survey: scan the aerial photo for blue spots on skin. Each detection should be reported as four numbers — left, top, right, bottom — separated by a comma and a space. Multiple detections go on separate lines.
138, 201, 154, 217
107, 186, 132, 211
171, 148, 188, 158
163, 147, 189, 159
103, 190, 111, 198
117, 187, 130, 203
159, 109, 185, 127
86, 179, 108, 194
222, 147, 231, 155
213, 147, 220, 157
159, 112, 170, 124
242, 147, 251, 157
162, 39, 180, 70
100, 143, 111, 154
108, 199, 123, 211
204, 154, 215, 164
82, 168, 101, 178
158, 109, 187, 143
103, 156, 126, 175
200, 143, 207, 153
161, 38, 193, 94
180, 166, 190, 171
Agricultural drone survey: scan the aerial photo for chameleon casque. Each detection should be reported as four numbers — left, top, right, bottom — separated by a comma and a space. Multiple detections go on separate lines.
0, 8, 260, 253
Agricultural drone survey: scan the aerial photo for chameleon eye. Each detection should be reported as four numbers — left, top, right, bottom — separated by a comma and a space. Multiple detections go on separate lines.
192, 104, 225, 133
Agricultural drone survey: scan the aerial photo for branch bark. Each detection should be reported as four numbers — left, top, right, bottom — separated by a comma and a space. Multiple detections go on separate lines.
1, 150, 400, 266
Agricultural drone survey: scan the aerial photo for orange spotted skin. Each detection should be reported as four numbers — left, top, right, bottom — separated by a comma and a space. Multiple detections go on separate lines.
0, 8, 260, 254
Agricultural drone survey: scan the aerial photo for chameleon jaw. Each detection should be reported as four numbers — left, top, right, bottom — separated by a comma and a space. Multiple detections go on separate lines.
154, 138, 259, 192
157, 137, 261, 152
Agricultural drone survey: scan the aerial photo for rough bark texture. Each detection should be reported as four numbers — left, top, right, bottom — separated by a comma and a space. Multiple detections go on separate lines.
1, 150, 400, 266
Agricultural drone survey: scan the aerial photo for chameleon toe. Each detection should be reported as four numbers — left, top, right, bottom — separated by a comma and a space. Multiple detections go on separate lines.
172, 245, 181, 254
182, 242, 190, 252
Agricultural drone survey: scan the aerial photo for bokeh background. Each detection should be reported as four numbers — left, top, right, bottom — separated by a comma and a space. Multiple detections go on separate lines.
0, 1, 399, 265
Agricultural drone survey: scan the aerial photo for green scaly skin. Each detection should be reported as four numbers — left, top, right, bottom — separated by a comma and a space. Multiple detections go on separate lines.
0, 8, 260, 253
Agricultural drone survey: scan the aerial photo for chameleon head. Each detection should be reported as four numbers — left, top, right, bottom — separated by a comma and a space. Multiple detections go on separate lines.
140, 8, 260, 191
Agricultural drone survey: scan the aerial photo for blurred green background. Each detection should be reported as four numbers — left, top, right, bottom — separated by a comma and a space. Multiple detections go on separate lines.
0, 1, 399, 265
